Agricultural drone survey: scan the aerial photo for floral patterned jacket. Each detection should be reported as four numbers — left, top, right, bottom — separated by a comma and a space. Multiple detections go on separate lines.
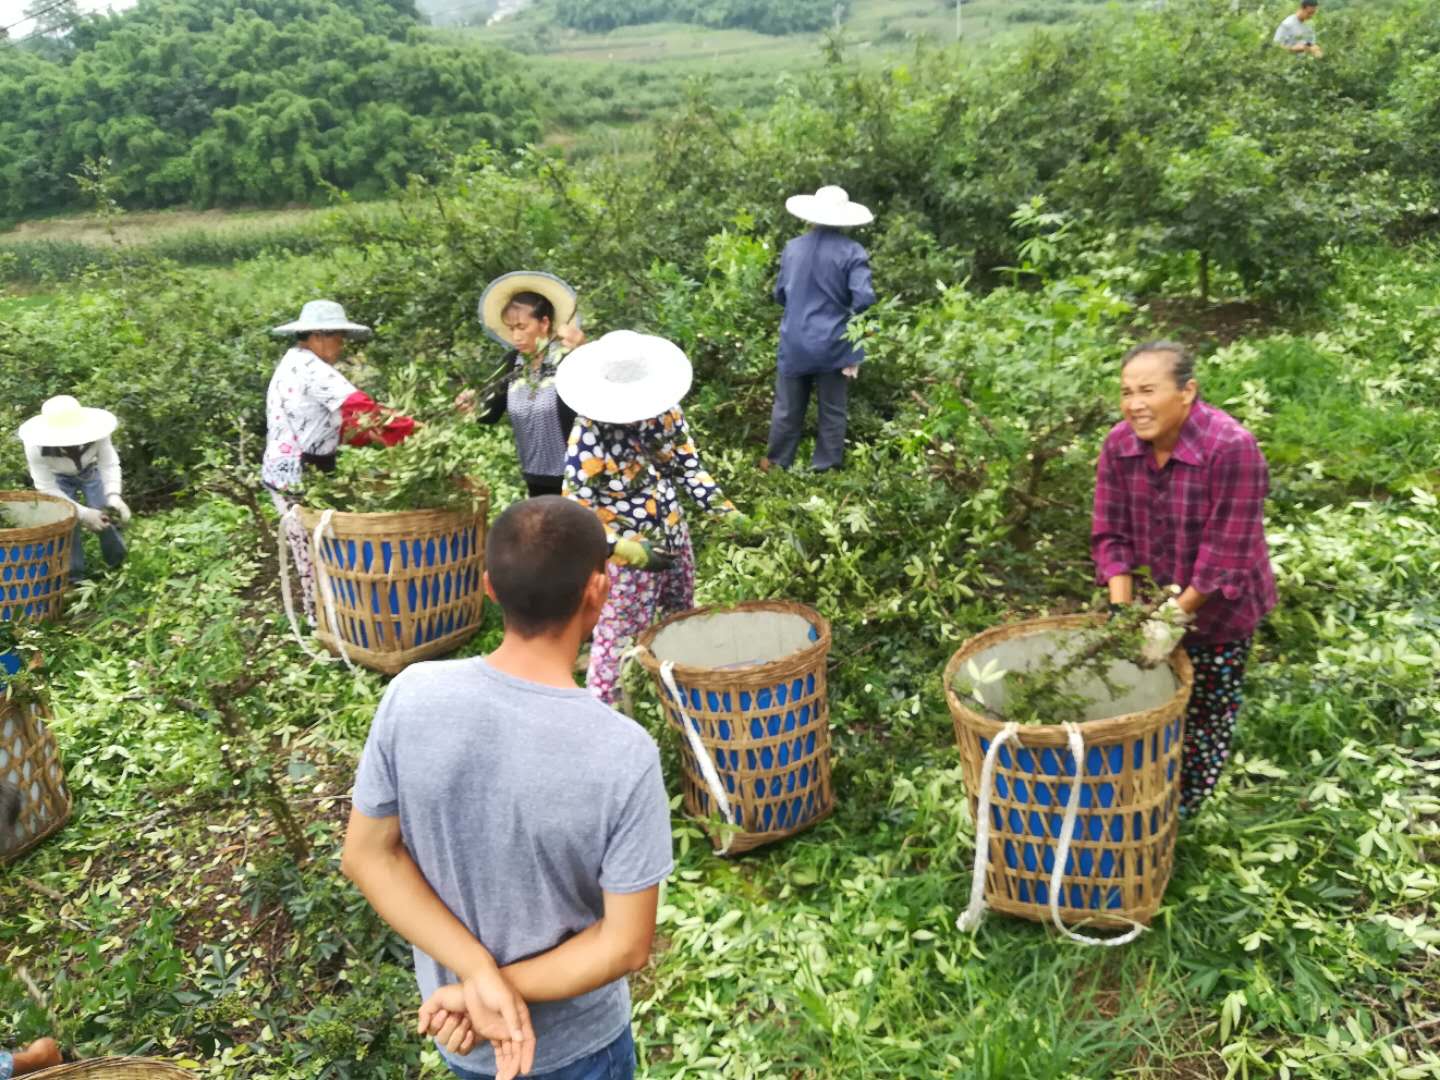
563, 405, 736, 550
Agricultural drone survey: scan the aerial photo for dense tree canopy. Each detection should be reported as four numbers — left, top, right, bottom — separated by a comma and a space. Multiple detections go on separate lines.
0, 0, 538, 219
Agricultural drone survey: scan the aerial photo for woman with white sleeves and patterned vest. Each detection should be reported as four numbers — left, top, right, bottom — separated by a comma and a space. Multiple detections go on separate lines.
262, 300, 417, 622
18, 394, 130, 580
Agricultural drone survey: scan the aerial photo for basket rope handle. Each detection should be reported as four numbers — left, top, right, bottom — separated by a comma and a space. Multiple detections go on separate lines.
311, 509, 359, 674
658, 659, 735, 857
956, 721, 1019, 932
277, 505, 339, 666
957, 721, 1147, 945
1049, 722, 1146, 947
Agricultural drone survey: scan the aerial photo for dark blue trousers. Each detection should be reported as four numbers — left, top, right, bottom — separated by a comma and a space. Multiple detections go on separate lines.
765, 369, 850, 472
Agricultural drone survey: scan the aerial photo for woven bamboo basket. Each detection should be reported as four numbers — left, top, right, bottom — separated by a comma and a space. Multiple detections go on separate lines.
945, 614, 1194, 930
0, 492, 75, 624
297, 491, 488, 676
0, 686, 71, 863
29, 1059, 195, 1078
635, 600, 834, 856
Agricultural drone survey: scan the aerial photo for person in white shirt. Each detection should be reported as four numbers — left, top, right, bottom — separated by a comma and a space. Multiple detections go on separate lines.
262, 300, 416, 620
1274, 1, 1321, 56
17, 395, 130, 580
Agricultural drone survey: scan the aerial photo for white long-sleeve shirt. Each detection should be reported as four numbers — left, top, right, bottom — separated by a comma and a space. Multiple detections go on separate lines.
23, 437, 123, 502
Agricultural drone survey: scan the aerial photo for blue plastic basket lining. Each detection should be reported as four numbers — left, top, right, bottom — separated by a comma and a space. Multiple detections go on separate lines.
975, 720, 1182, 911
666, 623, 828, 834
315, 526, 483, 649
0, 650, 20, 687
0, 536, 65, 622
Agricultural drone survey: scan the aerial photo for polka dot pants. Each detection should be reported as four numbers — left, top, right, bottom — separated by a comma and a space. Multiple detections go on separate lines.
1179, 637, 1252, 816
586, 529, 696, 707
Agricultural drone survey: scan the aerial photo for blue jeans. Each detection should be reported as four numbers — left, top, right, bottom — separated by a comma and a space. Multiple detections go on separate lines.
55, 466, 126, 578
448, 1027, 634, 1080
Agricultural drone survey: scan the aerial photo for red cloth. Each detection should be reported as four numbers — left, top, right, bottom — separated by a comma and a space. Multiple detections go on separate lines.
1091, 400, 1277, 644
340, 391, 416, 448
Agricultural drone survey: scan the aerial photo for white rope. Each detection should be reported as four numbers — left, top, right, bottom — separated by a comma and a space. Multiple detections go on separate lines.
956, 722, 1020, 932
659, 659, 735, 856
312, 509, 359, 674
1048, 721, 1147, 947
277, 505, 334, 665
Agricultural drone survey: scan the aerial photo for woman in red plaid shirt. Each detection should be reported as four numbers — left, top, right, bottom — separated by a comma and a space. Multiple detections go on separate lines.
1092, 341, 1278, 815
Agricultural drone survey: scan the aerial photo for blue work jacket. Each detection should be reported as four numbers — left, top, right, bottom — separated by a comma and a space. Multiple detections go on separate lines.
774, 227, 876, 377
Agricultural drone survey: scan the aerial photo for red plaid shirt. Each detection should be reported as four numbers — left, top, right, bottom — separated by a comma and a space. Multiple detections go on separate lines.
1091, 400, 1277, 644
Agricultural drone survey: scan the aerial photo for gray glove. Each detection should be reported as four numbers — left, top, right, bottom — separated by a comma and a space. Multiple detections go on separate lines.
106, 495, 132, 525
1140, 599, 1195, 665
76, 506, 110, 532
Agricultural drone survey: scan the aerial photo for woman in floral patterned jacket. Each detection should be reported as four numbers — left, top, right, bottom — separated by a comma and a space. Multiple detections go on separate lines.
556, 331, 745, 705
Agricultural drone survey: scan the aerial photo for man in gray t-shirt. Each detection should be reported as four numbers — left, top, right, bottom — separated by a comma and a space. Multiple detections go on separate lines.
1274, 1, 1321, 56
344, 496, 674, 1079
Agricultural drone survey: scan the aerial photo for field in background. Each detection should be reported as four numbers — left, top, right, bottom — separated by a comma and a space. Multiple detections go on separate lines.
458, 0, 1109, 66
2, 207, 324, 247
461, 0, 1124, 58
0, 207, 341, 287
444, 0, 1140, 138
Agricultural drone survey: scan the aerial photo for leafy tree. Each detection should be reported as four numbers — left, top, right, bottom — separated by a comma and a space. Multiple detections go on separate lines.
0, 0, 538, 218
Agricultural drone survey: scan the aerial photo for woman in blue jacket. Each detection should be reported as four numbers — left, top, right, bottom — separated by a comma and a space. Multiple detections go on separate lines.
761, 185, 876, 474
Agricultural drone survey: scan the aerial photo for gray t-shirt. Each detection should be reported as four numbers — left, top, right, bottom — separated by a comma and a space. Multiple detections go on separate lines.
352, 658, 674, 1075
1274, 13, 1316, 47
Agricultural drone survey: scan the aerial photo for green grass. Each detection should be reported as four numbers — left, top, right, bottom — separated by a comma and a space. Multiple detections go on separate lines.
0, 291, 56, 317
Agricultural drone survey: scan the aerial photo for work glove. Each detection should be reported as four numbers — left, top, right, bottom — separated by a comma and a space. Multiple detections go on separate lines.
76, 506, 110, 532
1139, 598, 1195, 665
612, 538, 677, 573
841, 365, 860, 380
106, 495, 132, 525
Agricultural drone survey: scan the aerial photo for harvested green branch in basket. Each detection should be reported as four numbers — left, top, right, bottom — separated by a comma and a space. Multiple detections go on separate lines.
952, 592, 1173, 726
300, 418, 494, 515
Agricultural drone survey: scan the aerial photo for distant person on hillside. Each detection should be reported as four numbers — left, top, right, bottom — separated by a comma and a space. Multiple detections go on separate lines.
760, 185, 876, 475
1274, 1, 1322, 56
556, 331, 748, 706
262, 300, 416, 621
1091, 341, 1277, 816
456, 272, 586, 498
343, 496, 673, 1080
18, 395, 130, 581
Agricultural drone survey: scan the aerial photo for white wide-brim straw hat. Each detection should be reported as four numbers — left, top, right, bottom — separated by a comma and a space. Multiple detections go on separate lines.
18, 395, 118, 447
785, 185, 874, 228
555, 331, 693, 425
478, 271, 581, 348
271, 299, 372, 338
